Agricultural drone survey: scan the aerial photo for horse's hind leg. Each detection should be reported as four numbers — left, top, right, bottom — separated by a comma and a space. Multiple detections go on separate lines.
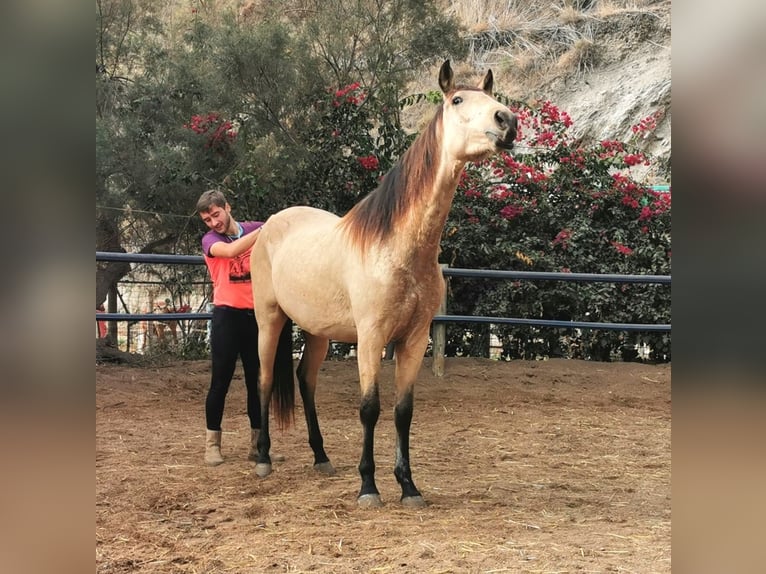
254, 311, 288, 478
296, 333, 334, 475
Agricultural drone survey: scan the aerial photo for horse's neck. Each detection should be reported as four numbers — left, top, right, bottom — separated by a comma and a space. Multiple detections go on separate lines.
396, 159, 464, 261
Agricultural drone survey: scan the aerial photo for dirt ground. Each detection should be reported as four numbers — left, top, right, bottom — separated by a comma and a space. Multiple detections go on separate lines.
96, 357, 670, 573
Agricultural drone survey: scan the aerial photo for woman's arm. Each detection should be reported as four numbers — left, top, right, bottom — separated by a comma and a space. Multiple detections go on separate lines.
208, 227, 261, 258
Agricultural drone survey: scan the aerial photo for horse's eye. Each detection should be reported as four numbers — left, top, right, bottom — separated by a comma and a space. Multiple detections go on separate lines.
451, 96, 463, 105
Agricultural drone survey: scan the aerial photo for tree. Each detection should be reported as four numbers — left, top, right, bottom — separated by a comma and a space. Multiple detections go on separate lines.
95, 0, 465, 308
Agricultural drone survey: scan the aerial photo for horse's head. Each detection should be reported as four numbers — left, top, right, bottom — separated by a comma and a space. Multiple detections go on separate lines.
438, 60, 517, 162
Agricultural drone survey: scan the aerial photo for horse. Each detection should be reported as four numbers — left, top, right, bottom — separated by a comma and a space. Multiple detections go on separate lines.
250, 60, 517, 507
150, 299, 181, 346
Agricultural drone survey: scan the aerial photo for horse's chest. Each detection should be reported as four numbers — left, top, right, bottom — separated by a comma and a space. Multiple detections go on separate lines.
377, 268, 442, 315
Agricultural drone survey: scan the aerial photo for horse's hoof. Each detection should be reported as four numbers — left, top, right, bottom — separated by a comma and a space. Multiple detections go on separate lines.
314, 461, 336, 476
254, 463, 272, 478
357, 493, 383, 508
401, 495, 426, 508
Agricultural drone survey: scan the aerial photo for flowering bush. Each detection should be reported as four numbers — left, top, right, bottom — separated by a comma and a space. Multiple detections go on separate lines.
183, 113, 237, 154
228, 78, 670, 363
441, 100, 671, 362
295, 82, 409, 214
182, 112, 239, 182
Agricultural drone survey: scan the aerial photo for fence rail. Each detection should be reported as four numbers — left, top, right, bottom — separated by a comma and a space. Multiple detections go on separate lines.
442, 267, 671, 284
97, 252, 671, 373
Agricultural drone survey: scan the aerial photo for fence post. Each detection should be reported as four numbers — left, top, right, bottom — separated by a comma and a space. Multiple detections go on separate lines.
107, 285, 118, 343
432, 264, 448, 377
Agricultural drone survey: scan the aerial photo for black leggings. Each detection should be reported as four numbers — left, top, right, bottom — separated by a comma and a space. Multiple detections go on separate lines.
205, 306, 293, 431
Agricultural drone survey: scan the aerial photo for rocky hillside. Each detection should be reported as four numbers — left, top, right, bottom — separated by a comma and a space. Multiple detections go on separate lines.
427, 0, 672, 181
539, 3, 671, 175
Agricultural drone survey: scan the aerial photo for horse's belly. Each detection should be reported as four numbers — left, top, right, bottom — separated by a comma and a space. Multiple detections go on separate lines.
270, 241, 359, 342
279, 285, 358, 342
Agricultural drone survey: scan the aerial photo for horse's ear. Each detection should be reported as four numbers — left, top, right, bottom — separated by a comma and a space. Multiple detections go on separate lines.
480, 69, 494, 95
438, 60, 454, 94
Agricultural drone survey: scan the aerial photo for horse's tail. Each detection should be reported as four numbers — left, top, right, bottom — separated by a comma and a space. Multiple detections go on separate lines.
271, 319, 295, 430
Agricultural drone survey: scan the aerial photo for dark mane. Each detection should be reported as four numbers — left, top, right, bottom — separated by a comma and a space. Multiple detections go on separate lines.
340, 106, 444, 252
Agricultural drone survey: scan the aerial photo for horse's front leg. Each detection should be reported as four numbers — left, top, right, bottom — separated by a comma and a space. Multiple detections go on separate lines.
356, 338, 384, 507
392, 336, 429, 507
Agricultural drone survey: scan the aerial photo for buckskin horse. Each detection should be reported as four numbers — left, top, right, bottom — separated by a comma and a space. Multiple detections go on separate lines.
250, 60, 517, 507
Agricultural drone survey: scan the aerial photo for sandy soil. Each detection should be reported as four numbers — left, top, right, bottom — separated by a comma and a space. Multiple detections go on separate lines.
96, 357, 670, 573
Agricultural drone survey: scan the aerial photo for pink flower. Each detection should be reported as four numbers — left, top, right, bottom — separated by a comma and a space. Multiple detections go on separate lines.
631, 111, 661, 137
611, 241, 634, 256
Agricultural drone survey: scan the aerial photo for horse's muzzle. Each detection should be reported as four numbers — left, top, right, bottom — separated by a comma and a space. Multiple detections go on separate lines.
492, 110, 518, 150
487, 131, 516, 150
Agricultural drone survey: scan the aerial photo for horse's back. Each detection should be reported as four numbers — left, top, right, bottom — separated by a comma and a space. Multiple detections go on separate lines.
269, 205, 340, 226
253, 205, 359, 339
262, 206, 339, 244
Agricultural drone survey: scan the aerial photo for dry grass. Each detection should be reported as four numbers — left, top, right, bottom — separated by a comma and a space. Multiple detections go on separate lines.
437, 0, 669, 109
556, 36, 600, 76
97, 358, 672, 573
594, 0, 666, 18
558, 4, 586, 25
443, 0, 555, 34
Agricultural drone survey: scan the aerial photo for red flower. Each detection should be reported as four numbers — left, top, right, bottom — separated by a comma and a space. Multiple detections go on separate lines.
333, 82, 364, 107
638, 206, 653, 221
624, 153, 648, 167
631, 111, 662, 138
552, 229, 571, 249
357, 155, 379, 171
611, 241, 634, 256
183, 113, 237, 153
499, 204, 523, 220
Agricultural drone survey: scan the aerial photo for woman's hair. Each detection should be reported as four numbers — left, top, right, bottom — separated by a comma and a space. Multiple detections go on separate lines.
196, 189, 227, 213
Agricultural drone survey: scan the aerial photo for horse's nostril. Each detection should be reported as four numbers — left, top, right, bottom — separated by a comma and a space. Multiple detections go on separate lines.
495, 110, 517, 132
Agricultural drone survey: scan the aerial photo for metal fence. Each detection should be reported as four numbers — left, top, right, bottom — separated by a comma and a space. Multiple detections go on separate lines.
96, 252, 671, 372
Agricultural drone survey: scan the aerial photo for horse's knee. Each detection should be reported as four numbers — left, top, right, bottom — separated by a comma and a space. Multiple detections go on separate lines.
359, 388, 380, 427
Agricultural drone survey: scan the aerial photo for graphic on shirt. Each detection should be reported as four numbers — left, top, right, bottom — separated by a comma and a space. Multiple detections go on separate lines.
228, 251, 251, 283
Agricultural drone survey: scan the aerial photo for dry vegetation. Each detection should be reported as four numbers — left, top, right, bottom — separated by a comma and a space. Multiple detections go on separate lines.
439, 0, 669, 93
156, 0, 671, 164
411, 0, 672, 168
97, 357, 671, 573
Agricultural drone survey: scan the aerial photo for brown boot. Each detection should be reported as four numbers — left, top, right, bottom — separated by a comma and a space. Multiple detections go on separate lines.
205, 430, 224, 466
248, 428, 285, 462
